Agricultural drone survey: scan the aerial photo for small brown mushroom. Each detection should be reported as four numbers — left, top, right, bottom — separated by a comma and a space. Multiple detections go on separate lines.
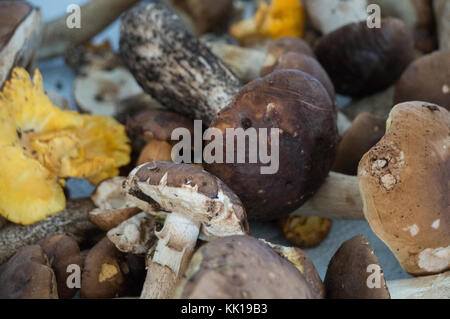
260, 37, 315, 76
324, 235, 391, 299
273, 52, 335, 100
332, 112, 386, 175
81, 237, 127, 299
174, 236, 316, 299
206, 70, 338, 221
38, 234, 83, 299
278, 215, 332, 248
0, 1, 42, 88
394, 50, 450, 110
0, 245, 58, 299
315, 18, 414, 97
326, 235, 450, 299
89, 177, 141, 231
124, 162, 248, 299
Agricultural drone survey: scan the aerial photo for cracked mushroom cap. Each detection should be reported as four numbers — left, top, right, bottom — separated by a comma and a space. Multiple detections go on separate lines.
174, 235, 315, 299
315, 18, 414, 97
324, 235, 390, 299
358, 102, 450, 275
205, 70, 338, 221
0, 245, 58, 299
124, 162, 248, 240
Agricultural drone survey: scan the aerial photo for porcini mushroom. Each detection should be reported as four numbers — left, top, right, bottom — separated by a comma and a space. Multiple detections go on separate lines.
38, 234, 84, 299
206, 69, 338, 220
394, 50, 450, 110
325, 235, 450, 299
0, 1, 41, 88
0, 245, 58, 299
174, 236, 317, 299
292, 102, 450, 275
315, 18, 415, 97
123, 162, 248, 298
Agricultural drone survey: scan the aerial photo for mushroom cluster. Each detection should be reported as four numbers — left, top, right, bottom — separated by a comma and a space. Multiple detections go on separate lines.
0, 0, 449, 300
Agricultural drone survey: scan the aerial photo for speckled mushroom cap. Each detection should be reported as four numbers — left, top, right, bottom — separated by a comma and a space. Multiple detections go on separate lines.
315, 18, 414, 97
358, 102, 450, 275
394, 50, 450, 110
205, 70, 338, 221
124, 162, 248, 240
174, 235, 315, 299
324, 235, 390, 299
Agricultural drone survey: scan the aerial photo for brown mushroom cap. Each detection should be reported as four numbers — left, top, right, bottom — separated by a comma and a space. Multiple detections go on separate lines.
358, 102, 450, 275
0, 245, 58, 299
315, 18, 414, 97
174, 235, 315, 299
81, 237, 127, 299
124, 162, 248, 239
261, 37, 314, 76
394, 50, 450, 110
205, 70, 338, 221
38, 235, 83, 299
333, 112, 386, 175
324, 235, 390, 299
273, 52, 335, 100
89, 177, 141, 231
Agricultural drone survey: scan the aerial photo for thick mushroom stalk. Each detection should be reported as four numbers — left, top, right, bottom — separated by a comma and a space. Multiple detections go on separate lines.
123, 162, 248, 299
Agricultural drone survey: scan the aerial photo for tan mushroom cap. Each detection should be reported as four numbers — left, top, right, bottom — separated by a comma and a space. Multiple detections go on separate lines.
174, 235, 315, 299
324, 235, 390, 299
358, 102, 450, 275
124, 162, 248, 240
0, 2, 33, 49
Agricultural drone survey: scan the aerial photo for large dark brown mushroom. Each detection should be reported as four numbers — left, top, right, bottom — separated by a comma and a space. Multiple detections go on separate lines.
315, 18, 414, 97
205, 70, 338, 221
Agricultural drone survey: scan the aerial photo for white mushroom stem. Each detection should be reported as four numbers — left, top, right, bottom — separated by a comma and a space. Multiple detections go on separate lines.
387, 271, 450, 299
292, 172, 364, 219
140, 213, 200, 299
37, 0, 140, 60
206, 41, 266, 83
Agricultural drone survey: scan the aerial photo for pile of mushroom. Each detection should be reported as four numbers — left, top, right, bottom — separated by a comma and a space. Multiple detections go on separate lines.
0, 0, 449, 300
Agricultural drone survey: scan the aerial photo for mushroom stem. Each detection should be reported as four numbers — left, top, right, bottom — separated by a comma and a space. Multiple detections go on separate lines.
291, 172, 364, 220
37, 0, 140, 60
140, 213, 200, 299
387, 271, 450, 299
206, 42, 266, 83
